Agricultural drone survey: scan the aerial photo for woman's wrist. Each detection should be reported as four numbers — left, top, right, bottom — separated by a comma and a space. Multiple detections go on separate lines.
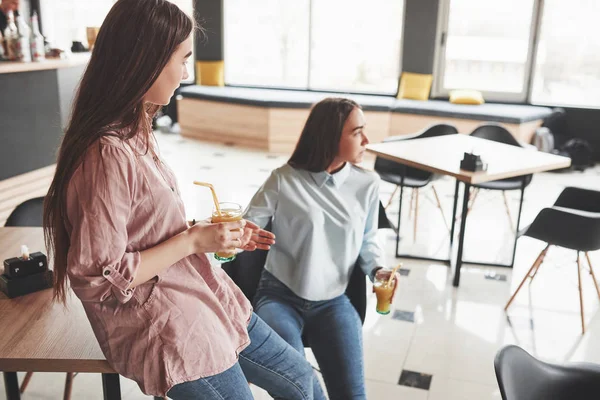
369, 266, 384, 282
177, 228, 195, 257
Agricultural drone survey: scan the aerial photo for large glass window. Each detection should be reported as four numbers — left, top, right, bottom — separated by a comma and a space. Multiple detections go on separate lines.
309, 0, 403, 94
435, 0, 535, 100
224, 0, 404, 94
224, 0, 310, 89
531, 0, 600, 108
40, 0, 116, 51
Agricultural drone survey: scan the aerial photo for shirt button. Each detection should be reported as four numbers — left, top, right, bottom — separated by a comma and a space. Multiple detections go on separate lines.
103, 270, 110, 276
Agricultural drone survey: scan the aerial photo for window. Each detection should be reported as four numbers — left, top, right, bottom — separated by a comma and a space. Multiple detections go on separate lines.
40, 0, 116, 51
531, 0, 600, 108
224, 0, 310, 89
224, 0, 404, 94
309, 0, 403, 94
434, 0, 536, 101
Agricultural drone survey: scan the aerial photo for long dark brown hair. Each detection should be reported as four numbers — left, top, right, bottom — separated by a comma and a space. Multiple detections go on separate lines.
43, 0, 194, 304
288, 97, 360, 172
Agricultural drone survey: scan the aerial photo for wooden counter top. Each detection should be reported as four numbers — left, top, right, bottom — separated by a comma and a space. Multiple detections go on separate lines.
0, 53, 90, 75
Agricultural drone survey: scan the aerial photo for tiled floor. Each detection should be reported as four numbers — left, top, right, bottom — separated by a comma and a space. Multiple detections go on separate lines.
2, 131, 600, 399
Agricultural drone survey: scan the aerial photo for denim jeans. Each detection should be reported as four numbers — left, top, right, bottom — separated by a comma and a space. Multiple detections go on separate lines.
167, 313, 317, 400
254, 270, 366, 400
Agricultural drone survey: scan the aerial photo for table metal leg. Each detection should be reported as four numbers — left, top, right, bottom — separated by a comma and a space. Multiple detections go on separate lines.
509, 177, 527, 267
3, 372, 20, 400
449, 179, 460, 249
453, 182, 471, 287
394, 170, 406, 258
102, 373, 121, 400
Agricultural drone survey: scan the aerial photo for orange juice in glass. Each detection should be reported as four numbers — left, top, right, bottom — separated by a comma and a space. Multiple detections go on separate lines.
373, 269, 396, 315
211, 202, 243, 262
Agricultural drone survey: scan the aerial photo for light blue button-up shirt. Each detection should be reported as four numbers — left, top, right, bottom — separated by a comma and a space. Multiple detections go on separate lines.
244, 162, 386, 301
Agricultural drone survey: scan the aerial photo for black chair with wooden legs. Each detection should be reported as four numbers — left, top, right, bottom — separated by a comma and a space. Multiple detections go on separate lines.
374, 123, 458, 241
467, 124, 533, 232
505, 187, 600, 334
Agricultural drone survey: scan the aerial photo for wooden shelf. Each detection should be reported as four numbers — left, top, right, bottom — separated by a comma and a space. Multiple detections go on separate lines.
0, 54, 90, 75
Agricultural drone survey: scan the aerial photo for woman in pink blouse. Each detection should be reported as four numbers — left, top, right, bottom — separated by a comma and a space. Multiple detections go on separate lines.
42, 1, 322, 399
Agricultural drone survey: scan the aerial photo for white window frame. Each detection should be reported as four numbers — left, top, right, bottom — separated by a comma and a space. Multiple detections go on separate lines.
432, 0, 541, 103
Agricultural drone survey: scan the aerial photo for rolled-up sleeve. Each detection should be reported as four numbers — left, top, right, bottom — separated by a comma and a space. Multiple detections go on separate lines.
66, 143, 141, 304
358, 179, 386, 280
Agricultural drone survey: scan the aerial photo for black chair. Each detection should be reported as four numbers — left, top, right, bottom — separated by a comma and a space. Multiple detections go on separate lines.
505, 187, 600, 334
378, 199, 395, 231
467, 124, 533, 232
4, 197, 45, 227
494, 345, 600, 400
374, 123, 458, 240
222, 220, 367, 325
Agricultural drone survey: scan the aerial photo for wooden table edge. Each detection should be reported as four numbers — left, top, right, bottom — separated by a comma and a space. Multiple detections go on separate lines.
0, 359, 114, 373
366, 148, 572, 184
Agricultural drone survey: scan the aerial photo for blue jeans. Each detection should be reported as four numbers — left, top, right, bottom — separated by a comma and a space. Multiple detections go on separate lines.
254, 270, 366, 400
167, 313, 317, 400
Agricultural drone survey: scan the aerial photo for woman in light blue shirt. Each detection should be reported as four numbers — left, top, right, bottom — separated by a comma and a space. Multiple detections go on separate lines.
244, 98, 398, 400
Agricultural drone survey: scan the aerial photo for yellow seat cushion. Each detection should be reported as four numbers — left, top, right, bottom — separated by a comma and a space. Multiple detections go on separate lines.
196, 61, 224, 86
396, 72, 433, 101
449, 89, 485, 105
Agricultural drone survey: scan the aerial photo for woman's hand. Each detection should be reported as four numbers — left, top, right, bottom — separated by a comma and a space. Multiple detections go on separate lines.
238, 220, 276, 251
186, 219, 246, 255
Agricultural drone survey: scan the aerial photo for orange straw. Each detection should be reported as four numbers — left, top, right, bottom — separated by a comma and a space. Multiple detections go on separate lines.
193, 181, 221, 216
387, 263, 402, 286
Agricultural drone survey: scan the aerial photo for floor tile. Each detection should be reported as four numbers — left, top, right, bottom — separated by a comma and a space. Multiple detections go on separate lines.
366, 379, 428, 400
392, 310, 416, 322
428, 377, 502, 400
398, 369, 433, 390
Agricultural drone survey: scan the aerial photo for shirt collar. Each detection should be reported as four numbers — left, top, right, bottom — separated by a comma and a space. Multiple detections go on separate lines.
309, 162, 352, 188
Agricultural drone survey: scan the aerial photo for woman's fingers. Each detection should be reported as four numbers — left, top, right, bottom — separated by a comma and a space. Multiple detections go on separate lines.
252, 243, 272, 251
249, 230, 275, 243
242, 220, 276, 239
244, 220, 260, 230
254, 235, 275, 246
257, 229, 276, 239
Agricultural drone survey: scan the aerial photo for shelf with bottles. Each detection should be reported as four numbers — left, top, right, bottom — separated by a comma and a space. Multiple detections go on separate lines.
0, 52, 89, 74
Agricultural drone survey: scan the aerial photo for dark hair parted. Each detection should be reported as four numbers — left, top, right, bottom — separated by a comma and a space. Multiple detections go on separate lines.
288, 97, 360, 172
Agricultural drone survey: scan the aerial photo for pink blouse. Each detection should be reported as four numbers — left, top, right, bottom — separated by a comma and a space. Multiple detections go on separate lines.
65, 135, 252, 397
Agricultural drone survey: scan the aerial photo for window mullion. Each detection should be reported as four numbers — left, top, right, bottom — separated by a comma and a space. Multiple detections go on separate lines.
432, 0, 451, 98
307, 0, 313, 90
525, 0, 545, 104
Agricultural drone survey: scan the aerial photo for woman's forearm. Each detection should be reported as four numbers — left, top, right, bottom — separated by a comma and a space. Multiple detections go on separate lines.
130, 230, 192, 288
